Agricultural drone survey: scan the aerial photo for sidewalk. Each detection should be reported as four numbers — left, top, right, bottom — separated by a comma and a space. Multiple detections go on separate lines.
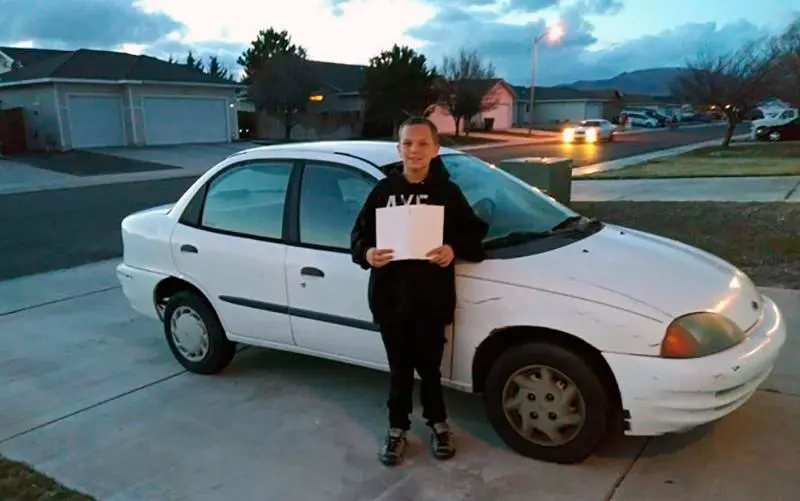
0, 260, 798, 500
569, 134, 800, 202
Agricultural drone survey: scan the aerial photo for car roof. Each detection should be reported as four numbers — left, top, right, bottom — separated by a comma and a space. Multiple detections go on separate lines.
233, 140, 463, 167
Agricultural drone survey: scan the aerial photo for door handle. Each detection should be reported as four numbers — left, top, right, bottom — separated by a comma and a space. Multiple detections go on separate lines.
300, 266, 324, 278
180, 244, 198, 254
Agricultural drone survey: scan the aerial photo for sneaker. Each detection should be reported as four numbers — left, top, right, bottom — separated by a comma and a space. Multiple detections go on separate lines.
379, 428, 408, 466
430, 422, 455, 460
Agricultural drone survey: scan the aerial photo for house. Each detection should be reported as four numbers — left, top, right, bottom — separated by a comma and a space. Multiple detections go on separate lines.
512, 85, 609, 125
426, 79, 517, 134
511, 85, 685, 126
252, 60, 369, 140
242, 63, 518, 139
0, 46, 243, 151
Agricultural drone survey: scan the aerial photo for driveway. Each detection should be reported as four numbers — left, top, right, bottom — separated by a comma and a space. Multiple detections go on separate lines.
0, 260, 798, 500
91, 142, 262, 170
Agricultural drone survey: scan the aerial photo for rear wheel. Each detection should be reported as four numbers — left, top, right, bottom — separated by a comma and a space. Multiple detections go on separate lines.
163, 290, 235, 374
483, 342, 611, 464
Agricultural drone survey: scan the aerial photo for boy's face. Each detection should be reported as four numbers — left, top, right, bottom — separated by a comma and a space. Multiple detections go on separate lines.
398, 124, 440, 174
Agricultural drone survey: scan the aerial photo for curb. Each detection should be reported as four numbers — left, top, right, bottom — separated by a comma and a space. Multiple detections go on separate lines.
0, 167, 204, 196
572, 134, 750, 178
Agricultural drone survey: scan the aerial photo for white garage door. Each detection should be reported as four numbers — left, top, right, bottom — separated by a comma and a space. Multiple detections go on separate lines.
586, 102, 604, 119
492, 103, 512, 129
143, 97, 229, 145
68, 95, 125, 148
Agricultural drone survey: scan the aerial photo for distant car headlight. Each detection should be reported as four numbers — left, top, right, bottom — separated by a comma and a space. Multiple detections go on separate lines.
562, 128, 575, 142
660, 312, 746, 358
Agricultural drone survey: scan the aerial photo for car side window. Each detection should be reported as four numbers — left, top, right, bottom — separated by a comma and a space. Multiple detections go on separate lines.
200, 161, 293, 239
299, 162, 376, 250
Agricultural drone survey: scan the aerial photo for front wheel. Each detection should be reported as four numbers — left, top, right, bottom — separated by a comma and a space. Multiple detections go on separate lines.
163, 290, 236, 374
483, 342, 611, 464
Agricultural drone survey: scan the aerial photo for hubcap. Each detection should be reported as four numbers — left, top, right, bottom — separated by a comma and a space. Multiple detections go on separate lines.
769, 131, 780, 142
502, 365, 586, 447
170, 306, 209, 362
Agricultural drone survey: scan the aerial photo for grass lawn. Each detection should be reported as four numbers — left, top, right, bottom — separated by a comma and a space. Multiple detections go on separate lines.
438, 134, 504, 147
584, 141, 800, 179
0, 455, 95, 500
571, 201, 800, 289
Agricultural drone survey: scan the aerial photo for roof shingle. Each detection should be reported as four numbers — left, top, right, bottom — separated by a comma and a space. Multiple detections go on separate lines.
0, 48, 240, 87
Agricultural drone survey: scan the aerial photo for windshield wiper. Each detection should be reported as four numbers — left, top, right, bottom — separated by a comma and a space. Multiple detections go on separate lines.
550, 215, 600, 232
483, 230, 554, 249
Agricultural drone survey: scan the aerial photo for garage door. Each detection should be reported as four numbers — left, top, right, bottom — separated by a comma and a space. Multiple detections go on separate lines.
492, 103, 512, 129
143, 97, 229, 145
586, 102, 604, 119
68, 95, 125, 148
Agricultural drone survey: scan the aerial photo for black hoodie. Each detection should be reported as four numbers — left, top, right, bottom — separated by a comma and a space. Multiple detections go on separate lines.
350, 156, 489, 326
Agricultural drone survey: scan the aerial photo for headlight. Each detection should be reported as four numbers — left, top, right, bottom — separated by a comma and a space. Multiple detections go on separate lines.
586, 128, 598, 142
660, 312, 746, 358
562, 128, 575, 142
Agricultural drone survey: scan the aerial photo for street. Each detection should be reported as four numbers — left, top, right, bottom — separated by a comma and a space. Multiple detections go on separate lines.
471, 123, 749, 165
0, 124, 745, 281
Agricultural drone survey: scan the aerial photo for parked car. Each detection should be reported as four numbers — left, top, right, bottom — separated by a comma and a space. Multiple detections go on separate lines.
117, 141, 787, 465
754, 117, 800, 142
751, 108, 799, 140
622, 111, 660, 128
562, 119, 617, 143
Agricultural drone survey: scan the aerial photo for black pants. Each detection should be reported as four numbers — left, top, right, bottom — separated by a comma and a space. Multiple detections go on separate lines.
379, 318, 448, 430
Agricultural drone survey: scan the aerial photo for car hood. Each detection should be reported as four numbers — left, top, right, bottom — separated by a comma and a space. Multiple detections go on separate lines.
466, 225, 763, 330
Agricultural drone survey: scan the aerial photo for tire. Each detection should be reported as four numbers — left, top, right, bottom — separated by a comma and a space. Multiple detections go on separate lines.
163, 290, 236, 374
769, 131, 781, 142
607, 133, 614, 142
483, 342, 611, 464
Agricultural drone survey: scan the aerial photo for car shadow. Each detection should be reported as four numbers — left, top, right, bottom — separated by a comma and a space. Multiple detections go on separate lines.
213, 345, 715, 463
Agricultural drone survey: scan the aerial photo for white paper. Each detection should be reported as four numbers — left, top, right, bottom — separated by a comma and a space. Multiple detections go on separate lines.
375, 204, 444, 261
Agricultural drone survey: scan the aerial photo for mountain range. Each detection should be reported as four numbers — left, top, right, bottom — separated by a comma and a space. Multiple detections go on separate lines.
559, 67, 687, 96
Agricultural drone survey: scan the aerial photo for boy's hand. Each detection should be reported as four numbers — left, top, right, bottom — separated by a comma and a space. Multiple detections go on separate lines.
427, 245, 455, 267
366, 248, 394, 268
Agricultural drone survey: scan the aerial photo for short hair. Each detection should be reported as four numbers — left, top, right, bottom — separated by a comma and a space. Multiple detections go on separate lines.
398, 116, 439, 144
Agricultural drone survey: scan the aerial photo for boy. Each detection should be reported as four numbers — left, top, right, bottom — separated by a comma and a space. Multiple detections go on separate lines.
350, 116, 489, 466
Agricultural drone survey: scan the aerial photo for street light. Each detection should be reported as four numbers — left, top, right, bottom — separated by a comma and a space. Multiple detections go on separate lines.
528, 23, 565, 133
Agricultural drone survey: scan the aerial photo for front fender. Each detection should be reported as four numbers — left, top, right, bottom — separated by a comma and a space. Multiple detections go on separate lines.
451, 276, 668, 388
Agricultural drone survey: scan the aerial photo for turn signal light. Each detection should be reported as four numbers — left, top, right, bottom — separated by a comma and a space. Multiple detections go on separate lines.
661, 323, 700, 358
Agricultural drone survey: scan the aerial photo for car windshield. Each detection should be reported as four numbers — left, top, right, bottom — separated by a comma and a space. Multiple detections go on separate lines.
436, 153, 581, 241
580, 120, 601, 127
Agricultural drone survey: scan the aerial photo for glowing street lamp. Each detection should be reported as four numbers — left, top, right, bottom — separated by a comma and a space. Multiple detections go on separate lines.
528, 23, 565, 133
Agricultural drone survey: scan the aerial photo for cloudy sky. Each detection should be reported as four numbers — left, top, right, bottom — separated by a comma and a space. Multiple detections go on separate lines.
2, 0, 797, 86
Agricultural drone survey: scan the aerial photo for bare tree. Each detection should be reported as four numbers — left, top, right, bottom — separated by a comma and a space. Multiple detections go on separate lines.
671, 39, 781, 147
247, 53, 319, 140
771, 18, 800, 106
437, 49, 499, 136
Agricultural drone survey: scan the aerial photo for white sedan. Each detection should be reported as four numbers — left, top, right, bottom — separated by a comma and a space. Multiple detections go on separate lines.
117, 141, 786, 465
562, 119, 617, 143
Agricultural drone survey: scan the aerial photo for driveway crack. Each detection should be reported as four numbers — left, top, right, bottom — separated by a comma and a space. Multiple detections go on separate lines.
0, 285, 120, 317
603, 438, 649, 501
783, 178, 800, 201
0, 369, 186, 446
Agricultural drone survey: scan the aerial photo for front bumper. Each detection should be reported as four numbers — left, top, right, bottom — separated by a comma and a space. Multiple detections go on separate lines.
603, 293, 786, 436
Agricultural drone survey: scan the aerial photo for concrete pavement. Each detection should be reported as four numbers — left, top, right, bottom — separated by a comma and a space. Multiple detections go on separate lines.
573, 175, 800, 202
0, 260, 798, 500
